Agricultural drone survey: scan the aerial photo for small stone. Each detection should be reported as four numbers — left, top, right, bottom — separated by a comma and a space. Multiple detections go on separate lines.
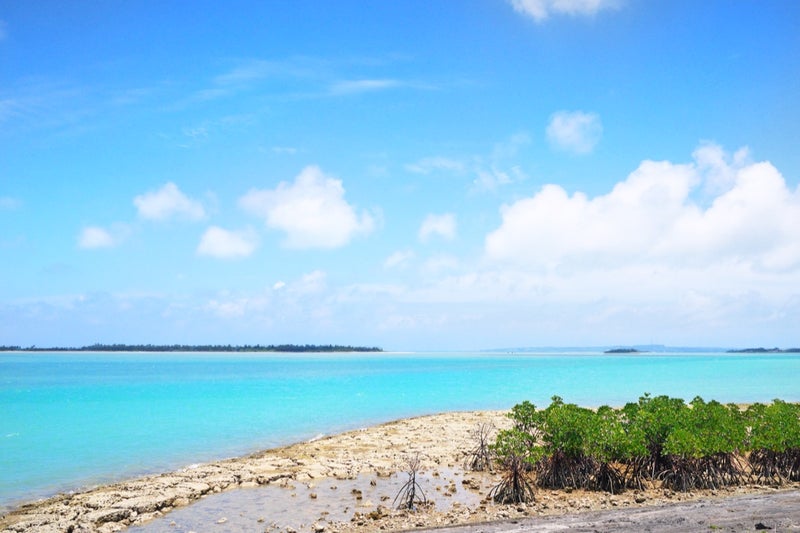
313, 523, 326, 532
634, 495, 646, 504
216, 517, 227, 524
310, 493, 318, 499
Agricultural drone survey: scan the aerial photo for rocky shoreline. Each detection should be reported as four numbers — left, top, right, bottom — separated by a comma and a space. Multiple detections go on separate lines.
2, 410, 798, 532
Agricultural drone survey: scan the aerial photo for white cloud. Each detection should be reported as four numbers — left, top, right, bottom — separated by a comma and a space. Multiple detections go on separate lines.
78, 226, 116, 249
694, 142, 750, 196
384, 250, 415, 269
419, 213, 457, 243
486, 144, 800, 273
272, 281, 286, 290
134, 182, 206, 221
239, 165, 375, 249
510, 0, 620, 22
196, 226, 258, 259
546, 110, 602, 154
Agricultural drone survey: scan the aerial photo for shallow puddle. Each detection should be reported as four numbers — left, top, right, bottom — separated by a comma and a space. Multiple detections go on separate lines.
130, 468, 486, 532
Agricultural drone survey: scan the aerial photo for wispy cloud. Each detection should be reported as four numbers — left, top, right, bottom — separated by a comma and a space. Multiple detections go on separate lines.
213, 60, 277, 86
419, 213, 457, 243
472, 166, 527, 192
384, 250, 415, 269
271, 146, 298, 155
329, 79, 401, 96
405, 156, 467, 175
407, 132, 530, 192
510, 0, 622, 22
0, 80, 91, 132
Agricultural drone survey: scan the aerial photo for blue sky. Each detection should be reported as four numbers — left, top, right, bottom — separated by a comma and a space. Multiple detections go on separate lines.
1, 0, 799, 350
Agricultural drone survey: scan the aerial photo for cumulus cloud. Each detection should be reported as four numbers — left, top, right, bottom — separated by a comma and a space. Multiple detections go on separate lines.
239, 165, 375, 249
419, 213, 457, 243
546, 110, 602, 154
510, 0, 621, 22
134, 182, 206, 221
78, 226, 116, 249
485, 144, 800, 273
197, 226, 258, 259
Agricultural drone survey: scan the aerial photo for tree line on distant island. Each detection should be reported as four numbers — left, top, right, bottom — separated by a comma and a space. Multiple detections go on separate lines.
726, 347, 800, 353
0, 343, 383, 353
603, 347, 800, 354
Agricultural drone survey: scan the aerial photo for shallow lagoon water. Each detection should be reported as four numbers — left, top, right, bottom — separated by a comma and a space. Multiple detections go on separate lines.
1, 351, 798, 510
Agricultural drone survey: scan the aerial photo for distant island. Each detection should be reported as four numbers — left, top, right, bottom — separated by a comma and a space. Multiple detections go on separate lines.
726, 347, 800, 354
603, 348, 643, 354
0, 343, 383, 353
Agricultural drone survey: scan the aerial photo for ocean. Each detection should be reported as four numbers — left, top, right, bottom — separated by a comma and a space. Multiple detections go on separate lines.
1, 351, 798, 510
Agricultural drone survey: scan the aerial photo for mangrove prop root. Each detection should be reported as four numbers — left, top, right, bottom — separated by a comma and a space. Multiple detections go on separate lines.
393, 454, 427, 511
464, 423, 495, 473
489, 454, 535, 504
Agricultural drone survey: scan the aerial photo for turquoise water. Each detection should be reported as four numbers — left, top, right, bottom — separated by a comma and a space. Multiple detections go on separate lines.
1, 351, 798, 510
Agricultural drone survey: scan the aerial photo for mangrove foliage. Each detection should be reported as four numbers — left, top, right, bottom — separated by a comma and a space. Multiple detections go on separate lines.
491, 394, 800, 498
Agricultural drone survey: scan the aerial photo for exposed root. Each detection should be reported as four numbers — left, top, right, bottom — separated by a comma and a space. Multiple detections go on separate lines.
463, 423, 495, 473
393, 454, 427, 511
489, 454, 535, 504
534, 451, 597, 490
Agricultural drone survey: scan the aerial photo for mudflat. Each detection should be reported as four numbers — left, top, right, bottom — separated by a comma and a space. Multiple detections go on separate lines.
1, 410, 798, 532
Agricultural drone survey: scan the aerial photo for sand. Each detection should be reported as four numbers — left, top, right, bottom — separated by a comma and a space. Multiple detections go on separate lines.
1, 410, 798, 532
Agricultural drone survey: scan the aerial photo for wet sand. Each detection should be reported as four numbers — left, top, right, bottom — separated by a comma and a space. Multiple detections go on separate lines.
1, 410, 798, 532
